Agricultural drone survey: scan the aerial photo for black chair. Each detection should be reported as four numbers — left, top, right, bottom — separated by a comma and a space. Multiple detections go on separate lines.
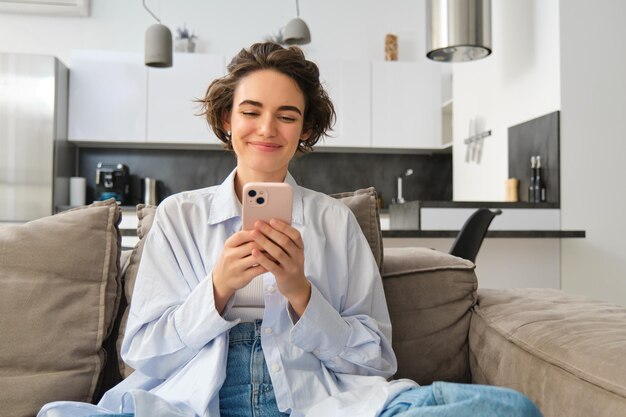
449, 208, 502, 263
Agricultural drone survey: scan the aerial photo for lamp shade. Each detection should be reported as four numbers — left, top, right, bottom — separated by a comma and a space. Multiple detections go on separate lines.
282, 17, 311, 45
426, 0, 492, 62
145, 23, 173, 68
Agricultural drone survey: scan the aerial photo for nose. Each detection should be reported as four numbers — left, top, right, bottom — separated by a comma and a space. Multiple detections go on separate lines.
258, 114, 277, 137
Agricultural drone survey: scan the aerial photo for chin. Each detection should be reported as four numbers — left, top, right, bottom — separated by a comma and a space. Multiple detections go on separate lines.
245, 159, 289, 175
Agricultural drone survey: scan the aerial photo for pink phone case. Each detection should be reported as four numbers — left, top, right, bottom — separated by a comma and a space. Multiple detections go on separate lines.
242, 182, 293, 230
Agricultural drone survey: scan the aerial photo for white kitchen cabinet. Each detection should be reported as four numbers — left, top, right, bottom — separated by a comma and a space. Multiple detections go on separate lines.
69, 52, 445, 151
372, 61, 442, 149
69, 51, 225, 145
147, 53, 225, 145
69, 50, 147, 142
315, 59, 371, 148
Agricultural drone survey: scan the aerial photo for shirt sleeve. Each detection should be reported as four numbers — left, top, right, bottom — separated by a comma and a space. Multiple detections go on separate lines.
121, 206, 237, 379
289, 212, 397, 378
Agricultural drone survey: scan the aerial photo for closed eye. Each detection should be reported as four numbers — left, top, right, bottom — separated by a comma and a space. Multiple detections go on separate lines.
279, 115, 297, 122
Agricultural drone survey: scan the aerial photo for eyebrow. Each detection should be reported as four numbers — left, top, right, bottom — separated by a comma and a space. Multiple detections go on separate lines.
238, 100, 303, 116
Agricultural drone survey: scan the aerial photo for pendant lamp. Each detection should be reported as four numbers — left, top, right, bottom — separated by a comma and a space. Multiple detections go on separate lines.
143, 0, 173, 68
426, 0, 492, 62
282, 0, 311, 45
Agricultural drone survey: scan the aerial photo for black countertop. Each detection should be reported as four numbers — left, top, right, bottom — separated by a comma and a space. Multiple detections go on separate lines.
120, 228, 585, 238
381, 201, 559, 212
383, 230, 585, 238
417, 201, 560, 209
115, 202, 585, 239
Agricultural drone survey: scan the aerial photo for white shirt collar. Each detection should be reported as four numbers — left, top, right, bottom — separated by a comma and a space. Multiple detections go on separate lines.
207, 168, 304, 226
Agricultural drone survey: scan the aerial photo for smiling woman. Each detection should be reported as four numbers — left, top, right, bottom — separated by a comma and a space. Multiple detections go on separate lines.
38, 42, 542, 417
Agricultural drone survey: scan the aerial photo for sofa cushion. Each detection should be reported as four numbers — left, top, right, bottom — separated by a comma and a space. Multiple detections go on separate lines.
382, 247, 477, 385
470, 288, 626, 417
0, 199, 121, 417
330, 187, 383, 272
116, 204, 156, 378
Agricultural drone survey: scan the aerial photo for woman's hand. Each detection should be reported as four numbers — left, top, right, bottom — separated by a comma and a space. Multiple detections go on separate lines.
212, 231, 267, 314
250, 219, 311, 318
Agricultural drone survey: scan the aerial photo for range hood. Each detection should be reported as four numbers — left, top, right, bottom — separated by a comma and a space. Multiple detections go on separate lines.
426, 0, 492, 62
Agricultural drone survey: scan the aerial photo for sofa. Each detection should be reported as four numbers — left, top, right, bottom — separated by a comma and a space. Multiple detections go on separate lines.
1, 195, 625, 417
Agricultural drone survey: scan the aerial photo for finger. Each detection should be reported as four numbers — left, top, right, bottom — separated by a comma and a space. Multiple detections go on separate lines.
251, 249, 281, 274
241, 264, 267, 279
251, 229, 290, 266
254, 221, 298, 255
228, 241, 264, 260
225, 230, 255, 248
268, 219, 304, 249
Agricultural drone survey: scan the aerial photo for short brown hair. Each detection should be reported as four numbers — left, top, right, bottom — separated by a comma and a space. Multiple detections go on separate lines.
198, 42, 335, 153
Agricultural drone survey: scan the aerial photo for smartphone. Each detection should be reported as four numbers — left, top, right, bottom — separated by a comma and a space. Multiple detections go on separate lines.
242, 182, 293, 231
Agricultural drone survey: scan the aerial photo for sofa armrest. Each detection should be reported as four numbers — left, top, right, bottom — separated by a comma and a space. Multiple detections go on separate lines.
470, 288, 626, 417
382, 247, 477, 384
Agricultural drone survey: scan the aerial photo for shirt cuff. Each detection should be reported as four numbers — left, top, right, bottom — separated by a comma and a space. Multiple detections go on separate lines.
289, 283, 350, 360
174, 272, 238, 350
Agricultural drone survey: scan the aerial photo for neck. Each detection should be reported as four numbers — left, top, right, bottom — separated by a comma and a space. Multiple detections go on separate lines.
234, 167, 288, 202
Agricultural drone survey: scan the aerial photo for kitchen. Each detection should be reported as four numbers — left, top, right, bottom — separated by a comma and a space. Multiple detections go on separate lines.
0, 0, 623, 305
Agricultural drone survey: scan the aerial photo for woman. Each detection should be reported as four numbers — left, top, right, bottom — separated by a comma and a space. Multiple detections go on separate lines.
39, 42, 542, 417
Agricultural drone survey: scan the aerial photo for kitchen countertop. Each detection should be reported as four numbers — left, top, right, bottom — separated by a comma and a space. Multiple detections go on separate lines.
417, 201, 560, 208
380, 201, 584, 238
115, 203, 585, 239
118, 227, 585, 239
380, 201, 559, 214
382, 230, 585, 238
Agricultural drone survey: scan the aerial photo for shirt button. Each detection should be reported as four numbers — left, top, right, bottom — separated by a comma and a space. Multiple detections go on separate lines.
267, 285, 276, 294
271, 364, 281, 373
264, 327, 273, 334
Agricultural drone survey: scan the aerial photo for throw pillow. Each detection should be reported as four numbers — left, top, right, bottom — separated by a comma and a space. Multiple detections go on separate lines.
330, 187, 384, 272
0, 199, 121, 417
116, 204, 156, 378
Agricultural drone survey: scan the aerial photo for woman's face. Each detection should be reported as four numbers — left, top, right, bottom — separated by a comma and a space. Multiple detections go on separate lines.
224, 69, 309, 182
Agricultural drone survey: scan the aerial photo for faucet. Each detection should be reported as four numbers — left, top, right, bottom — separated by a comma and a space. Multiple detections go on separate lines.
396, 169, 414, 204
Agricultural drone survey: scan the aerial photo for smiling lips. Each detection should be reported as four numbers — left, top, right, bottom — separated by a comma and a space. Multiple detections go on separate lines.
249, 141, 282, 152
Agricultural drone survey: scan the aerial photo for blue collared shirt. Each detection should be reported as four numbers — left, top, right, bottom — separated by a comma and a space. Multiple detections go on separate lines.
39, 169, 416, 417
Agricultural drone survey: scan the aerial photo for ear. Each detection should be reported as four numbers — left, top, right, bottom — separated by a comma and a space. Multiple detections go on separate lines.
221, 110, 231, 132
300, 129, 312, 142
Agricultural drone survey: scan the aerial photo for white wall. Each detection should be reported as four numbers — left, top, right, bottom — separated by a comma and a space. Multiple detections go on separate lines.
559, 0, 626, 306
0, 0, 431, 65
385, 237, 561, 290
451, 0, 626, 306
452, 0, 561, 201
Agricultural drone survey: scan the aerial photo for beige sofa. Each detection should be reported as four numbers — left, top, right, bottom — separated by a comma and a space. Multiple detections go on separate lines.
1, 196, 625, 417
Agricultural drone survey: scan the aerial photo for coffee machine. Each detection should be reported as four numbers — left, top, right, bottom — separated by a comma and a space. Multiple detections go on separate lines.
95, 162, 130, 204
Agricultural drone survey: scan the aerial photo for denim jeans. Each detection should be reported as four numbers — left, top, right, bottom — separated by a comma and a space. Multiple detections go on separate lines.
218, 320, 288, 417
379, 381, 543, 417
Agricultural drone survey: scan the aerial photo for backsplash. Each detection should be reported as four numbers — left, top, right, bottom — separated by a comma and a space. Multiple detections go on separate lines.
78, 148, 452, 208
508, 111, 560, 204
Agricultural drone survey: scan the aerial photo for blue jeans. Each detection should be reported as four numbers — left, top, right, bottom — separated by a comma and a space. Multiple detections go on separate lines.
380, 382, 542, 417
218, 320, 288, 417
92, 321, 542, 417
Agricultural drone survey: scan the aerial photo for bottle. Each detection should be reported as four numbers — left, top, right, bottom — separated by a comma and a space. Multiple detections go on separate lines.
535, 156, 547, 202
528, 156, 537, 203
143, 177, 157, 205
